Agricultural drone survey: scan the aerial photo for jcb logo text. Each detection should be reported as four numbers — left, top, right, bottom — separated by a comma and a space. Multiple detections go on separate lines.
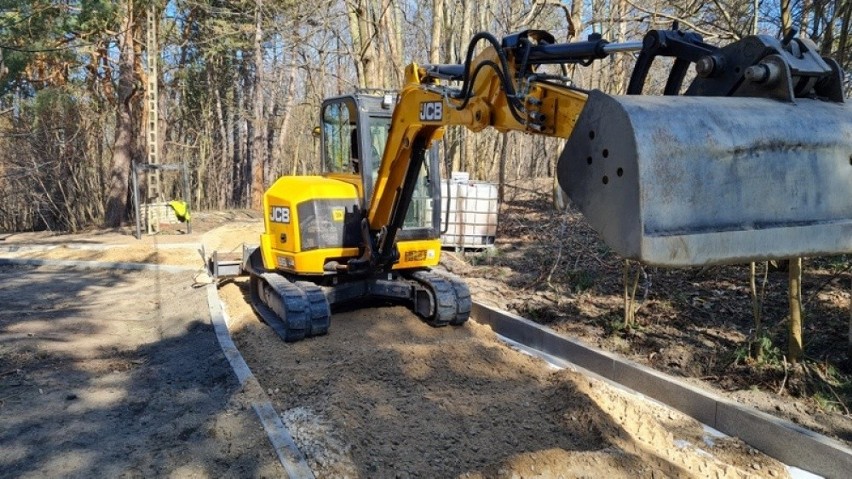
270, 206, 290, 224
419, 101, 443, 121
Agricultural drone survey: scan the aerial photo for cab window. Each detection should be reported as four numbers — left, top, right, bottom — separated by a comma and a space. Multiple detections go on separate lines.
404, 157, 431, 229
366, 117, 391, 193
321, 100, 358, 174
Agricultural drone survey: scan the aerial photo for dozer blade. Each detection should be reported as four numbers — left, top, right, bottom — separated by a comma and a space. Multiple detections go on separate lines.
558, 90, 852, 266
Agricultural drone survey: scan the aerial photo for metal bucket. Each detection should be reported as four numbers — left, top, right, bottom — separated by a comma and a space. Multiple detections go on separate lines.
558, 90, 852, 266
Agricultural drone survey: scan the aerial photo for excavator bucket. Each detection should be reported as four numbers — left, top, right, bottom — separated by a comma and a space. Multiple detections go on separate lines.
558, 90, 852, 266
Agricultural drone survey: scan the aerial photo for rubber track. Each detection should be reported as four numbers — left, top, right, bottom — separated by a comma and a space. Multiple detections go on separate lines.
448, 277, 471, 326
410, 270, 470, 327
251, 273, 309, 342
295, 281, 331, 337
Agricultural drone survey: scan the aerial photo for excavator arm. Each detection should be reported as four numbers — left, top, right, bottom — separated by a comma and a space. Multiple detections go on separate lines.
352, 27, 851, 271
353, 31, 592, 272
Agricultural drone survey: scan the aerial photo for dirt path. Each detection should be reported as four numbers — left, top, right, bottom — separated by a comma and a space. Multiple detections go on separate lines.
0, 265, 282, 478
221, 279, 789, 478
2, 216, 838, 477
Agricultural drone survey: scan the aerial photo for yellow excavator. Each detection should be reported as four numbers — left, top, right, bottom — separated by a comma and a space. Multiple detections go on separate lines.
218, 26, 851, 342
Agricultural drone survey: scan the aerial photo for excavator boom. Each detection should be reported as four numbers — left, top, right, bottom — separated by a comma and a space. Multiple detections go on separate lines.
358, 27, 851, 269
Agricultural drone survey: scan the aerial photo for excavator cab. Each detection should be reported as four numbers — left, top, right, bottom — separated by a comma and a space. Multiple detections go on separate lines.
319, 93, 440, 238
255, 92, 444, 279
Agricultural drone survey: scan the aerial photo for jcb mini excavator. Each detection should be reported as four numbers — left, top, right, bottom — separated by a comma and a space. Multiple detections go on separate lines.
220, 26, 851, 342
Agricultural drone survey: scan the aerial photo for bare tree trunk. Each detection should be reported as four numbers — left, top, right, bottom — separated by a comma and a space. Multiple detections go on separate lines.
749, 261, 768, 359
274, 64, 298, 177
838, 3, 852, 68
754, 0, 760, 34
615, 0, 628, 94
347, 2, 367, 88
623, 259, 640, 328
240, 60, 252, 206
820, 6, 838, 59
104, 2, 137, 227
811, 0, 824, 37
590, 0, 603, 90
213, 81, 229, 209
441, 0, 461, 173
293, 137, 303, 176
347, 0, 382, 88
430, 0, 444, 64
226, 79, 236, 204
478, 0, 490, 32
497, 133, 510, 197
781, 0, 793, 36
460, 0, 474, 174
382, 0, 404, 87
750, 262, 761, 333
799, 0, 810, 37
571, 0, 584, 40
788, 257, 804, 364
250, 0, 266, 209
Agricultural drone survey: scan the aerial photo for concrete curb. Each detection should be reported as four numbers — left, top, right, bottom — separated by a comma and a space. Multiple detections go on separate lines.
205, 284, 315, 479
0, 257, 196, 275
471, 302, 852, 479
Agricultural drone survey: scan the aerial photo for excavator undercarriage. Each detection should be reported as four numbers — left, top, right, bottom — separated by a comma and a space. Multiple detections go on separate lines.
242, 249, 470, 342
212, 25, 851, 342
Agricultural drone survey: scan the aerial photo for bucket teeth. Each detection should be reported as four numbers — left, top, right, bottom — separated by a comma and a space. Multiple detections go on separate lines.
558, 90, 852, 266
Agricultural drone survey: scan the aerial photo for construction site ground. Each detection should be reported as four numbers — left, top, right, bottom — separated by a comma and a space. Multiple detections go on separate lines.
0, 265, 283, 478
0, 189, 849, 477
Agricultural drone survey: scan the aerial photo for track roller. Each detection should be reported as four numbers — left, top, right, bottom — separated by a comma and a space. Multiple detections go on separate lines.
249, 273, 331, 342
410, 270, 471, 327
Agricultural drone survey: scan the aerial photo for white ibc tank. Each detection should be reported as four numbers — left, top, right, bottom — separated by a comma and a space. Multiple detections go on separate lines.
437, 173, 499, 249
